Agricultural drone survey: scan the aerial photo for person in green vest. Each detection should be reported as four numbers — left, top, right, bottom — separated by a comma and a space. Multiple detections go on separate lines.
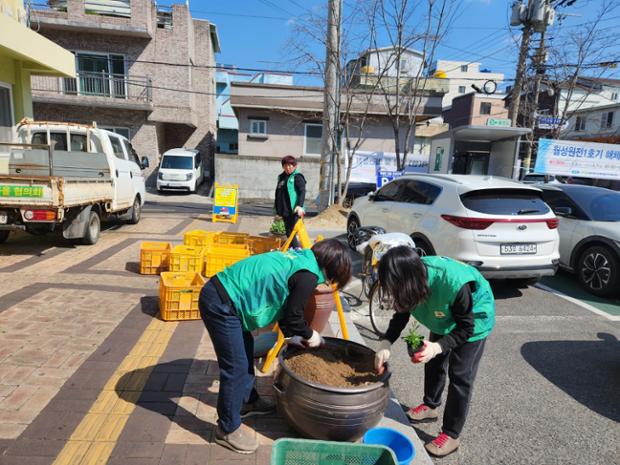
198, 239, 351, 454
373, 247, 495, 458
274, 155, 306, 248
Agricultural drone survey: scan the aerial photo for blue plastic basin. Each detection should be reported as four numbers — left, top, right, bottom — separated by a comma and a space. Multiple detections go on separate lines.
362, 427, 415, 465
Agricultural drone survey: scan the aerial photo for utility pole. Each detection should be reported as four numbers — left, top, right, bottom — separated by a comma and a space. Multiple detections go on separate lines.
318, 0, 341, 210
522, 10, 548, 172
508, 24, 533, 126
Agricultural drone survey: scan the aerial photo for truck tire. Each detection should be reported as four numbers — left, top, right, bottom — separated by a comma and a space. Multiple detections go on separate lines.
0, 230, 9, 243
129, 196, 141, 225
82, 211, 101, 245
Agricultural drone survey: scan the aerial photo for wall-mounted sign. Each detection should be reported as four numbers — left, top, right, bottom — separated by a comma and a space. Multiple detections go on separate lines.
537, 116, 568, 130
486, 118, 511, 127
377, 170, 404, 188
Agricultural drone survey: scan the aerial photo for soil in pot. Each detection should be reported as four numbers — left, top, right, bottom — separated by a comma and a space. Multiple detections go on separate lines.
283, 345, 382, 388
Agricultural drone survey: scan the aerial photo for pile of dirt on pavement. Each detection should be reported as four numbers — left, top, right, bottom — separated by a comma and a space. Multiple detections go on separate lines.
305, 205, 349, 230
284, 345, 380, 388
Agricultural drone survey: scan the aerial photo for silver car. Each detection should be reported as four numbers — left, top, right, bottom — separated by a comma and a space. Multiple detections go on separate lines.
539, 184, 620, 297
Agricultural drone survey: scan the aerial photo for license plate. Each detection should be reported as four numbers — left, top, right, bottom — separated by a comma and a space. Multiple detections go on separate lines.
500, 243, 537, 255
0, 210, 6, 224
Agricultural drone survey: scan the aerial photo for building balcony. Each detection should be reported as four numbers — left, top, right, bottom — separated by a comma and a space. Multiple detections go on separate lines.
31, 71, 153, 111
31, 0, 153, 37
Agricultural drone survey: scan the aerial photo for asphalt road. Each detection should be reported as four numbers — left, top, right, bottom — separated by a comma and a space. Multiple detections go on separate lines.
344, 276, 620, 465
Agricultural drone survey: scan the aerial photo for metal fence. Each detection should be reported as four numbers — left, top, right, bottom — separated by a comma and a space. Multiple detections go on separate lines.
31, 72, 152, 103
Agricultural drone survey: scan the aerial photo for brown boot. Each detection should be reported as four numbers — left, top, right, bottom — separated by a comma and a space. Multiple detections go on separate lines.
214, 425, 258, 454
240, 396, 276, 418
406, 403, 439, 422
425, 432, 460, 457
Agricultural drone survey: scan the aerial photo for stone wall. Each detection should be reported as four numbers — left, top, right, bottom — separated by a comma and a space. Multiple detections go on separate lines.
215, 153, 321, 201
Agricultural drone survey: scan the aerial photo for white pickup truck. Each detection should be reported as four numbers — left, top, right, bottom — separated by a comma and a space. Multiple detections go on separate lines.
0, 121, 148, 245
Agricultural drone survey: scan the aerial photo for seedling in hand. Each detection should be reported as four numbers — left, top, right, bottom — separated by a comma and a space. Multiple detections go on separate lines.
402, 322, 425, 362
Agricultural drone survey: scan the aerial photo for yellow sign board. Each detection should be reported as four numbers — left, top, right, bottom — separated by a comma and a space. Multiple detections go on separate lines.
212, 182, 239, 224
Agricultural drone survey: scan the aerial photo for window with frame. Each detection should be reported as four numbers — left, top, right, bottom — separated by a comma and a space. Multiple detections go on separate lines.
458, 86, 466, 94
122, 139, 140, 165
249, 119, 267, 136
50, 132, 68, 151
479, 102, 492, 115
304, 123, 322, 154
460, 65, 468, 72
70, 133, 88, 152
375, 180, 401, 201
575, 116, 586, 131
397, 180, 441, 205
612, 92, 619, 101
109, 136, 126, 160
601, 111, 614, 129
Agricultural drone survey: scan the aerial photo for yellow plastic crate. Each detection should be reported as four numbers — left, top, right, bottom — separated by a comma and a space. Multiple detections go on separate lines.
140, 242, 171, 275
247, 236, 282, 255
169, 245, 205, 273
184, 230, 218, 247
212, 232, 249, 247
159, 272, 205, 321
203, 245, 250, 277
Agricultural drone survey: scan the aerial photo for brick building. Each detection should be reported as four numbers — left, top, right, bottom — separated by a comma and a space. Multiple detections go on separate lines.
29, 0, 220, 182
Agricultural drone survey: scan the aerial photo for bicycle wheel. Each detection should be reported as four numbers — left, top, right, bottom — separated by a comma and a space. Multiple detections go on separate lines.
368, 281, 394, 338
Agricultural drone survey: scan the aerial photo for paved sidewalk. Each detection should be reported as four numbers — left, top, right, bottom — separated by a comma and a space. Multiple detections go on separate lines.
0, 204, 430, 465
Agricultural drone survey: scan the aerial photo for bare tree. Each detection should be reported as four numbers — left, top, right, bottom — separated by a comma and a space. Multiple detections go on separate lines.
368, 0, 458, 170
287, 1, 390, 206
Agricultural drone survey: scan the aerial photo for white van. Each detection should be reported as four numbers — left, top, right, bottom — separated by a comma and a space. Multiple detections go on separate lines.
157, 148, 203, 193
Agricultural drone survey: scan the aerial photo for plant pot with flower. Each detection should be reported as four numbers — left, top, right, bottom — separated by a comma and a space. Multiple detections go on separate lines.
402, 322, 425, 361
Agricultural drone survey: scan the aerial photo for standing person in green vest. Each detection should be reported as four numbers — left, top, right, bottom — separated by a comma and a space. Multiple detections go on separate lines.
198, 239, 351, 454
275, 155, 306, 248
373, 247, 495, 458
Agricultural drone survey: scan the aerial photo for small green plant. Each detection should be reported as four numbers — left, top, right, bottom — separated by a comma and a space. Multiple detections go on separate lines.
270, 217, 286, 235
402, 322, 425, 351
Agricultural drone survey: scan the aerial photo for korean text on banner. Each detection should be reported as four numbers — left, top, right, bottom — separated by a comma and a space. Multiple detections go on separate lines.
534, 138, 620, 180
212, 182, 239, 224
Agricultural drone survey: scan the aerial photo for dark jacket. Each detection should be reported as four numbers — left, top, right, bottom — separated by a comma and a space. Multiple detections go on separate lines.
275, 171, 306, 217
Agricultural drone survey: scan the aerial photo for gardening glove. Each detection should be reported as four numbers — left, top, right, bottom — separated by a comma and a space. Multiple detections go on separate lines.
304, 330, 324, 348
374, 339, 391, 374
294, 206, 305, 218
414, 340, 442, 364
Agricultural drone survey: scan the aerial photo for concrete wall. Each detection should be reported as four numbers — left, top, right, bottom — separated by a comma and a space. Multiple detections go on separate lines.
215, 153, 321, 200
470, 96, 508, 126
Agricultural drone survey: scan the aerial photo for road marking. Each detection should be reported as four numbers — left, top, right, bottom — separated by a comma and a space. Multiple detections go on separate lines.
52, 318, 178, 465
535, 283, 620, 322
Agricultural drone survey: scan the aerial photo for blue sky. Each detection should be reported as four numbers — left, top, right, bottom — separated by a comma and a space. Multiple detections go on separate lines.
169, 0, 620, 87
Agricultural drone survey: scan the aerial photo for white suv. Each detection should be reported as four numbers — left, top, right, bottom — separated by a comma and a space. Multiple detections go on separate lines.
347, 174, 560, 281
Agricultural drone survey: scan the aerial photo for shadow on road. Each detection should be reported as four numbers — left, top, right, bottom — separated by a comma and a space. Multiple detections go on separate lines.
521, 332, 620, 422
490, 280, 524, 300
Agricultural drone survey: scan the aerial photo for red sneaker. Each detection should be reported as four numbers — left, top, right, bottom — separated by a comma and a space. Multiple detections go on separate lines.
425, 432, 460, 457
406, 403, 438, 422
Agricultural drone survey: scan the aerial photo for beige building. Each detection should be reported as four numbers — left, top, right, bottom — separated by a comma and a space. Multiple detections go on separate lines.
216, 81, 445, 199
442, 92, 509, 128
29, 0, 219, 180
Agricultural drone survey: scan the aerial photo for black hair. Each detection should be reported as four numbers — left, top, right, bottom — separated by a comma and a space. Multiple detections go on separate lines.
281, 155, 298, 166
311, 239, 352, 290
378, 246, 430, 312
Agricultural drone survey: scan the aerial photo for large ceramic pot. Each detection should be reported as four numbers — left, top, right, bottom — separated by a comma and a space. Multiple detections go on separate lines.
273, 337, 390, 442
303, 284, 336, 333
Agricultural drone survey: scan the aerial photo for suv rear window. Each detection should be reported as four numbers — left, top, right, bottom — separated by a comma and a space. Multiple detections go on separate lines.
460, 188, 550, 216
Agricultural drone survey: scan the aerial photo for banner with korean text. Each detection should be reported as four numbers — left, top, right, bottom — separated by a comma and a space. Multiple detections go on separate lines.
535, 138, 620, 180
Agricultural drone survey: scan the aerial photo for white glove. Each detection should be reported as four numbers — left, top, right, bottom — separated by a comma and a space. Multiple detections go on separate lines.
294, 206, 305, 218
305, 329, 324, 348
417, 341, 442, 363
374, 339, 391, 373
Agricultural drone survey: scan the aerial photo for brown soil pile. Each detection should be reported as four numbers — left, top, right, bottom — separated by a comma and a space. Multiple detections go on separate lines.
305, 205, 349, 230
284, 345, 381, 388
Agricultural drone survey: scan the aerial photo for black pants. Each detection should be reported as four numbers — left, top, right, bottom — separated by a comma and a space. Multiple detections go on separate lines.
423, 333, 486, 439
283, 214, 300, 248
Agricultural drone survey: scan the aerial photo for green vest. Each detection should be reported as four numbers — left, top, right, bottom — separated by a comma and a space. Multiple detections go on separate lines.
287, 170, 301, 211
411, 256, 495, 342
216, 249, 325, 331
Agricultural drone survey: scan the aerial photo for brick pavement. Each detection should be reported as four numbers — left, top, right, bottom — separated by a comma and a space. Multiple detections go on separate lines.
0, 205, 427, 465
